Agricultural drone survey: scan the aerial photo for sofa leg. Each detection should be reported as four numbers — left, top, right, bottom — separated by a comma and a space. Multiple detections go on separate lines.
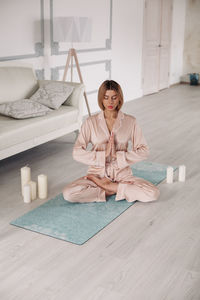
74, 130, 79, 140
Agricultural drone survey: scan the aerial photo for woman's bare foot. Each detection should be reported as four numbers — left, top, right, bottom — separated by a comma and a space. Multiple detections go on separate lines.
86, 174, 118, 195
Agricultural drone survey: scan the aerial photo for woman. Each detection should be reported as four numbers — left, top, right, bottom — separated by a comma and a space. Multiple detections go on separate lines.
62, 80, 160, 203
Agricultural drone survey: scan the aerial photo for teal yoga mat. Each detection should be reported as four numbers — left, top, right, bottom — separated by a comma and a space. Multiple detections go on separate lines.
10, 161, 177, 245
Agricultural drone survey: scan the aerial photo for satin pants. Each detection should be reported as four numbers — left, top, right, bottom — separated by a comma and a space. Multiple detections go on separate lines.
62, 162, 160, 203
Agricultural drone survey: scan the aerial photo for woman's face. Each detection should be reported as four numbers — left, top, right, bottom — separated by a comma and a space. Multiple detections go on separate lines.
102, 89, 120, 111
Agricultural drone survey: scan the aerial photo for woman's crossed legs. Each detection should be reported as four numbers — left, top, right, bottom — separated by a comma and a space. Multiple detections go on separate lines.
62, 174, 160, 203
86, 174, 117, 196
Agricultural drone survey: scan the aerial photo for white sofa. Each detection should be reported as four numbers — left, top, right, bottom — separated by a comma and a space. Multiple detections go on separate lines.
0, 66, 84, 160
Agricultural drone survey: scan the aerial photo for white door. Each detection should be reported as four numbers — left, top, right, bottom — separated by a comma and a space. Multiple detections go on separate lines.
142, 0, 173, 95
159, 0, 173, 90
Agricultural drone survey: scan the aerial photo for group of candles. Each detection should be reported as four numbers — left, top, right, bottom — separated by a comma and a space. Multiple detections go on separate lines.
166, 165, 186, 183
20, 164, 185, 202
20, 166, 48, 203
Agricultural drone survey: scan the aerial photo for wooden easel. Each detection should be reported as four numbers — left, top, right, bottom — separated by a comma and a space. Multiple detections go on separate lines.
63, 48, 91, 116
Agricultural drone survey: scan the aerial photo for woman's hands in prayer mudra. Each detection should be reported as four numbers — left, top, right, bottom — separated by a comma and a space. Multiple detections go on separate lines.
85, 132, 118, 196
105, 132, 116, 159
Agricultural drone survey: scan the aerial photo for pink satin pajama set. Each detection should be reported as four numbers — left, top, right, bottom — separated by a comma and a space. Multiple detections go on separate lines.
62, 110, 160, 203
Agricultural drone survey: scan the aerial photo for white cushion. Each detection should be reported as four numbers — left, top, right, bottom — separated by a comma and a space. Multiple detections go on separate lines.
0, 66, 38, 104
0, 106, 79, 151
30, 82, 74, 109
38, 80, 85, 108
0, 99, 52, 119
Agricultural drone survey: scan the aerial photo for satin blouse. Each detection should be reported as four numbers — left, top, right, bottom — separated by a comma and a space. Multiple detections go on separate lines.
72, 110, 149, 176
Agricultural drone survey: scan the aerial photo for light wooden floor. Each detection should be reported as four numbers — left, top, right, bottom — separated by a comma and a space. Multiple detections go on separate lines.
0, 84, 200, 300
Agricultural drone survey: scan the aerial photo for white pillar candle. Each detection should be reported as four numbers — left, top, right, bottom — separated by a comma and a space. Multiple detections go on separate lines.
21, 166, 31, 196
166, 166, 173, 183
23, 184, 31, 203
178, 165, 186, 182
28, 180, 37, 200
38, 174, 48, 199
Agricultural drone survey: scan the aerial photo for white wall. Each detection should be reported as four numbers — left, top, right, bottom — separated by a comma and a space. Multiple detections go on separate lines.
112, 0, 144, 102
0, 0, 187, 116
183, 0, 200, 74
